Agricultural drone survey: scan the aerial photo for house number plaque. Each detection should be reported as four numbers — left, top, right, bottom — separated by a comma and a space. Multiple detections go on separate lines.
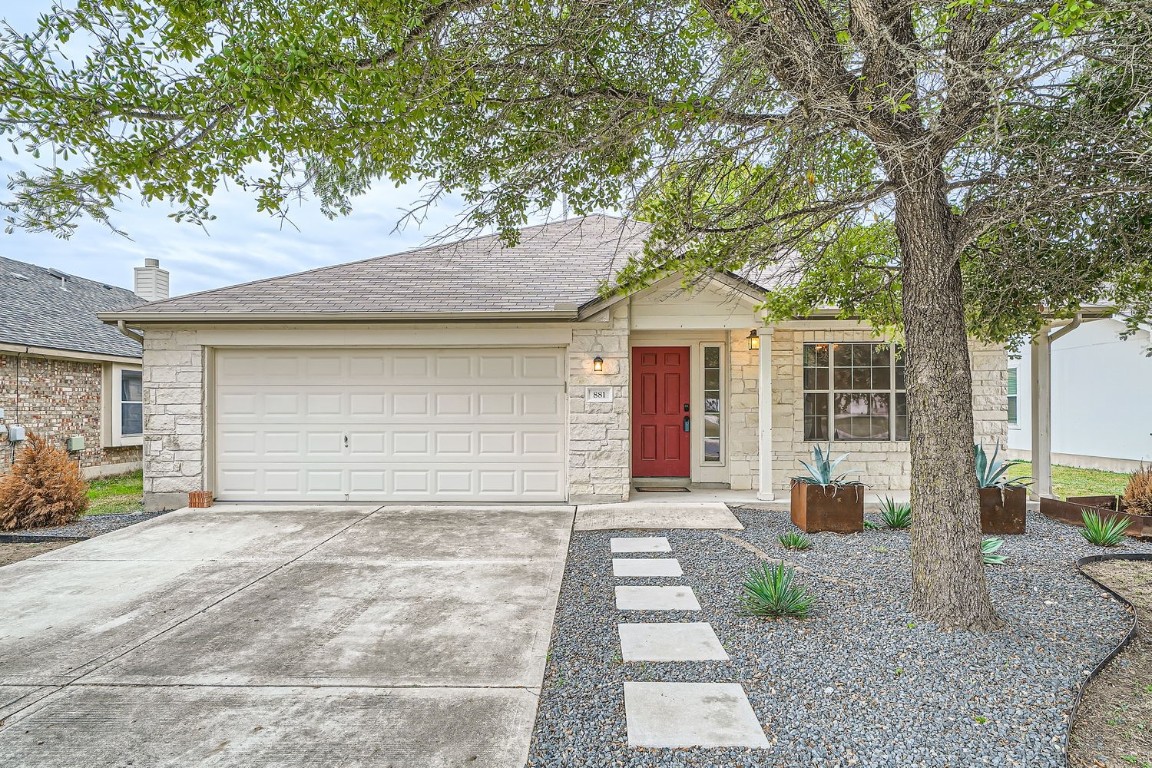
586, 387, 614, 403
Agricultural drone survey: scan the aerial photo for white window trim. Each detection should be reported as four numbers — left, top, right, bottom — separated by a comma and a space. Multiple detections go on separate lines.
106, 364, 143, 447
701, 342, 726, 467
802, 341, 908, 443
1007, 366, 1020, 429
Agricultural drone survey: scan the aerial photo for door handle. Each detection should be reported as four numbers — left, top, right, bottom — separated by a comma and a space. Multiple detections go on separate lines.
344, 434, 349, 448
683, 416, 690, 432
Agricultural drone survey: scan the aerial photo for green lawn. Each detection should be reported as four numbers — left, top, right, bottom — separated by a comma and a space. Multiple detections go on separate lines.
86, 469, 144, 516
1004, 461, 1131, 499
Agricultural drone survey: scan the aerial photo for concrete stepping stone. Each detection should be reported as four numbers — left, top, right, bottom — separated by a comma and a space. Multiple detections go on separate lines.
615, 585, 700, 611
618, 622, 729, 662
624, 682, 768, 748
610, 537, 671, 553
612, 558, 683, 578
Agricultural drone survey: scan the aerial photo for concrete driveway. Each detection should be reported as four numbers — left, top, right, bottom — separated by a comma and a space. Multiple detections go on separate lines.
0, 504, 574, 767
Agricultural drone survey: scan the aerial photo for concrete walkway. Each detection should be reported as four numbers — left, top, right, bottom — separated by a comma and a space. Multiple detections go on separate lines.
0, 504, 574, 767
610, 535, 769, 749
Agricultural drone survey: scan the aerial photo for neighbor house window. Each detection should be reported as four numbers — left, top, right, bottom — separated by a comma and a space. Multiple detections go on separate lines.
105, 365, 144, 447
120, 370, 143, 436
803, 342, 908, 441
1007, 367, 1018, 426
703, 345, 722, 462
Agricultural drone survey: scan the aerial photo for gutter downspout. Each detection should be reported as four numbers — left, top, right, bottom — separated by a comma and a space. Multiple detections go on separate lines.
1030, 313, 1084, 500
116, 321, 144, 345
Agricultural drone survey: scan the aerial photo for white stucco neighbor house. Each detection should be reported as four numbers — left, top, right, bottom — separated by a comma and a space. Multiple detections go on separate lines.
1007, 315, 1152, 473
101, 215, 1009, 511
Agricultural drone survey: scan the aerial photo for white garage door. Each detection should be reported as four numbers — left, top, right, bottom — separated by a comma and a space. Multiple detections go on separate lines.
214, 348, 567, 502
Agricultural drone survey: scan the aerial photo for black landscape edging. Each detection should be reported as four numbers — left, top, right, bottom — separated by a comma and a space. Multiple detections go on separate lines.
0, 533, 88, 543
1064, 552, 1152, 766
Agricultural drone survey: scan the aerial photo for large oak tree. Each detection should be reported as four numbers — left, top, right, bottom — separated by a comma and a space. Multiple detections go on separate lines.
3, 0, 1151, 628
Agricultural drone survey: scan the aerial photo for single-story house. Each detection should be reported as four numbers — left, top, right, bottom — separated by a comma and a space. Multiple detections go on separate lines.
1007, 315, 1151, 473
1, 256, 169, 478
101, 215, 1008, 511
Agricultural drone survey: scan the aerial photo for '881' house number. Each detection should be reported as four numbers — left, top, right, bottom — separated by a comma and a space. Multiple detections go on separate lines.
586, 387, 614, 404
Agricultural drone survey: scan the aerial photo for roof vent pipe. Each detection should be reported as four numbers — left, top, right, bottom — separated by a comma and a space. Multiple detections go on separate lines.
134, 258, 170, 302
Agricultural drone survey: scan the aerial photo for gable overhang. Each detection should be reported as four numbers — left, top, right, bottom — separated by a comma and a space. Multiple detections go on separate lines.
577, 271, 767, 321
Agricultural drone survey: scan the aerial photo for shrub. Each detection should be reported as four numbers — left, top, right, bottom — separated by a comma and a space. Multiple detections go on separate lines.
778, 531, 813, 550
1122, 465, 1152, 516
0, 432, 89, 530
981, 537, 1007, 565
740, 562, 815, 618
879, 497, 912, 529
1081, 510, 1131, 547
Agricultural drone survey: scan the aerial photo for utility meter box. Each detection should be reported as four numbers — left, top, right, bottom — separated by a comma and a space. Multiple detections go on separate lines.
65, 435, 85, 452
7, 425, 26, 443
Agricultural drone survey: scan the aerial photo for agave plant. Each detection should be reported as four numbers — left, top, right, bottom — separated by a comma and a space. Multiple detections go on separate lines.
778, 530, 813, 550
740, 562, 815, 618
879, 497, 912, 529
1081, 510, 1131, 547
795, 444, 858, 486
981, 537, 1007, 565
974, 442, 1029, 489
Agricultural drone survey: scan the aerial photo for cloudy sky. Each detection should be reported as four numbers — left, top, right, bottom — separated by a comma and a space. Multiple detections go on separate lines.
0, 7, 547, 298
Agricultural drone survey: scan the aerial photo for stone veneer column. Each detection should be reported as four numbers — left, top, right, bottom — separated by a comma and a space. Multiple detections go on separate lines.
567, 304, 631, 502
141, 329, 205, 511
726, 330, 760, 491
757, 329, 774, 500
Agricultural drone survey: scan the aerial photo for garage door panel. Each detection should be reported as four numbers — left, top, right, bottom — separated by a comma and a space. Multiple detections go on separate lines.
215, 347, 566, 502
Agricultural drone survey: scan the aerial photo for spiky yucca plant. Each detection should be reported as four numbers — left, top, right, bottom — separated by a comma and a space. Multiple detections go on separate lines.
1081, 510, 1131, 547
778, 531, 813, 550
981, 537, 1007, 565
1122, 465, 1152, 517
0, 432, 89, 530
879, 497, 912, 529
740, 562, 815, 619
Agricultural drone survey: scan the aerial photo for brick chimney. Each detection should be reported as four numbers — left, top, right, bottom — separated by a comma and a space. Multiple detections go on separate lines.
133, 258, 170, 302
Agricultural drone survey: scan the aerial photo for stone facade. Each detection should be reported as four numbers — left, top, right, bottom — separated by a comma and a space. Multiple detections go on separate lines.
726, 330, 760, 491
140, 329, 205, 511
567, 304, 631, 502
136, 315, 1009, 508
769, 327, 1008, 494
0, 354, 141, 477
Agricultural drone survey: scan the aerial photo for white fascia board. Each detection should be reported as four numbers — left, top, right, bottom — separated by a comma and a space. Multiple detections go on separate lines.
0, 343, 141, 365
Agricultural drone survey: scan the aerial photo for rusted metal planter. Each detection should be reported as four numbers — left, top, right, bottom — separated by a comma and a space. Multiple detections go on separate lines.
1039, 495, 1152, 539
979, 486, 1027, 535
790, 481, 864, 533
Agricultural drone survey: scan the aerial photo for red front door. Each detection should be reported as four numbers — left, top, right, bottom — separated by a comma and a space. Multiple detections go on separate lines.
632, 346, 691, 477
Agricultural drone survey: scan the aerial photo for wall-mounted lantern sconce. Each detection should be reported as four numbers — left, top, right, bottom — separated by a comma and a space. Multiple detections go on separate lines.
593, 356, 605, 372
747, 330, 761, 351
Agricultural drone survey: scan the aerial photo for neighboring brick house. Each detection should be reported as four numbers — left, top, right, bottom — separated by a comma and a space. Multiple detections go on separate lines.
0, 256, 169, 478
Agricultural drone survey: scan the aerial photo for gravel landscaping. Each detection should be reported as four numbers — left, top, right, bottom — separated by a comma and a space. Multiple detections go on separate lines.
0, 509, 170, 542
527, 507, 1152, 768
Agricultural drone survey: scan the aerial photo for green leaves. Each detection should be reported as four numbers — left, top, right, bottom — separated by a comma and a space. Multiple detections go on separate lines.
740, 562, 815, 619
1080, 510, 1131, 547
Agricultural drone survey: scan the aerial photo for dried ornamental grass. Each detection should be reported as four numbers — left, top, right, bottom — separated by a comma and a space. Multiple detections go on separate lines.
0, 432, 89, 530
1122, 465, 1152, 517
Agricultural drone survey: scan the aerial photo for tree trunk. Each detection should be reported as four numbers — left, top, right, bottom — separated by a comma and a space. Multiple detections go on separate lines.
895, 167, 1001, 631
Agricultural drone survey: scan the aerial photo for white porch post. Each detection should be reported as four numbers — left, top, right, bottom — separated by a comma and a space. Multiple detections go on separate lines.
1029, 313, 1084, 500
757, 327, 774, 501
1030, 329, 1053, 500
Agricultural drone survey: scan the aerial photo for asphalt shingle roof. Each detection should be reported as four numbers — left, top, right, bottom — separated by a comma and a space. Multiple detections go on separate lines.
0, 255, 144, 358
112, 215, 656, 317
